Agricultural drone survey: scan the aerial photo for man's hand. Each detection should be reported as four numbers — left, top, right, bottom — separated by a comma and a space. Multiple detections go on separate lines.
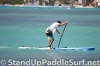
65, 21, 68, 24
60, 34, 62, 36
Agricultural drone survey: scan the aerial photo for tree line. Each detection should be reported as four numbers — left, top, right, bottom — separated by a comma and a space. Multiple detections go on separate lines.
0, 0, 24, 5
0, 0, 95, 6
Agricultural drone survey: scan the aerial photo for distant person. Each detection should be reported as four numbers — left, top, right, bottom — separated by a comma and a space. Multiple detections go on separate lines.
45, 21, 68, 49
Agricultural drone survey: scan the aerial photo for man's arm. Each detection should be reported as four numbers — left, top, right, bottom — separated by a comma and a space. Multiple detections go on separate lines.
56, 29, 62, 36
58, 21, 68, 26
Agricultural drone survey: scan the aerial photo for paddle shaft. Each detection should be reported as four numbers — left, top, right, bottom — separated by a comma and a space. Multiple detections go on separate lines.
58, 24, 67, 48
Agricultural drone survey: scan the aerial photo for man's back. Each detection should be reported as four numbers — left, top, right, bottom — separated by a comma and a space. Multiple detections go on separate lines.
49, 22, 59, 33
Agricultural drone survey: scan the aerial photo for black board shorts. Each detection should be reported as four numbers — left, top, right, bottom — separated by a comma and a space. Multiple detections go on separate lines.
46, 32, 53, 38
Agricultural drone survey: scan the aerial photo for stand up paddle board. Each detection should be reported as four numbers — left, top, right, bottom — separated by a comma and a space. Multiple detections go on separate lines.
18, 46, 95, 51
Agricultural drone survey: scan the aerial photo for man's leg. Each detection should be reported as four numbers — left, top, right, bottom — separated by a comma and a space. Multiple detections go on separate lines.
48, 38, 54, 48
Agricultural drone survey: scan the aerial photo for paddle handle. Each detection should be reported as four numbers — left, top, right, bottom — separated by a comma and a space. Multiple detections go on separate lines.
58, 24, 67, 48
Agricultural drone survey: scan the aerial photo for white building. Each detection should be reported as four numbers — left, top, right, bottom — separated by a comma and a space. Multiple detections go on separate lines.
78, 0, 82, 4
98, 0, 100, 5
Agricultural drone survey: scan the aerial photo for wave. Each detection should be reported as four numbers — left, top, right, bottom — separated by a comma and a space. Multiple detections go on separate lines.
0, 46, 11, 49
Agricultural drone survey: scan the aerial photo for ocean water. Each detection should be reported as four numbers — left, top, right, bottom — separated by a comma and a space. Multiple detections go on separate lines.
0, 6, 100, 66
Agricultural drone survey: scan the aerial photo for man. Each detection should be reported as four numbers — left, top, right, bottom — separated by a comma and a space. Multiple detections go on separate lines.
45, 21, 68, 48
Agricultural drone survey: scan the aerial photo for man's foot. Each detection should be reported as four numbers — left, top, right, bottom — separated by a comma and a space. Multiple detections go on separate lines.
47, 47, 52, 49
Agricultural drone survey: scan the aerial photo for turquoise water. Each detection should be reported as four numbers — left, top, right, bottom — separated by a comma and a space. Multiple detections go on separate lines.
0, 6, 100, 66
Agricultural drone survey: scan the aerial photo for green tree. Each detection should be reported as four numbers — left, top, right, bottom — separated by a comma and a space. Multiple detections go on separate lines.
50, 0, 55, 5
39, 0, 43, 5
0, 0, 24, 5
61, 0, 69, 4
86, 0, 94, 6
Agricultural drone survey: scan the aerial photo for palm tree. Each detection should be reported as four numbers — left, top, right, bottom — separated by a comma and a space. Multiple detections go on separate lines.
39, 0, 43, 5
24, 0, 26, 5
85, 0, 94, 6
32, 0, 34, 4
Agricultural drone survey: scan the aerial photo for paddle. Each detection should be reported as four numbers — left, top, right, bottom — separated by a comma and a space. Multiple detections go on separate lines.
58, 23, 67, 48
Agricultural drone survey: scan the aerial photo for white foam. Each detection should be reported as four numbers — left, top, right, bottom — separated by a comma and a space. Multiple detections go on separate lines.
0, 46, 10, 48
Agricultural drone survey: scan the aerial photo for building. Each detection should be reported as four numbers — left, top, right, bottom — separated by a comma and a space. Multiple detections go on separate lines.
97, 0, 100, 5
72, 0, 99, 6
24, 0, 39, 5
23, 0, 99, 6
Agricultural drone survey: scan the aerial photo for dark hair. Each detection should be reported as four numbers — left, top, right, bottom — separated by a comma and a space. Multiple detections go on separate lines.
57, 21, 61, 24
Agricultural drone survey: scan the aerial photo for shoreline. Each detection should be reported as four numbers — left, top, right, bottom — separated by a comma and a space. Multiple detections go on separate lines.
0, 4, 96, 8
73, 5, 94, 8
